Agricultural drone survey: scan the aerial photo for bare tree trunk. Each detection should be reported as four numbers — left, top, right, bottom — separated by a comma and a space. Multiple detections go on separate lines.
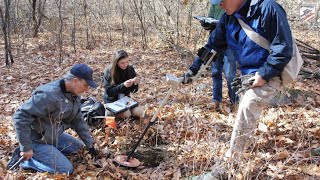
72, 0, 76, 53
107, 0, 112, 42
36, 0, 45, 37
175, 0, 180, 48
6, 0, 14, 64
31, 0, 36, 36
316, 1, 320, 22
14, 0, 27, 54
7, 0, 13, 63
0, 7, 9, 66
186, 2, 193, 45
152, 0, 157, 24
0, 0, 14, 67
15, 0, 21, 54
140, 0, 147, 49
84, 0, 89, 48
31, 0, 46, 37
57, 0, 63, 64
117, 0, 126, 46
131, 0, 147, 49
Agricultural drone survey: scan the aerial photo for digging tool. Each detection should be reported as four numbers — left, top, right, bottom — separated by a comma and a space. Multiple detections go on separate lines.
90, 116, 109, 119
113, 74, 183, 168
8, 156, 24, 171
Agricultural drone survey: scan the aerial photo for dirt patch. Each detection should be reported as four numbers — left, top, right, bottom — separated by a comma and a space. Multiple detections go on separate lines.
133, 147, 169, 168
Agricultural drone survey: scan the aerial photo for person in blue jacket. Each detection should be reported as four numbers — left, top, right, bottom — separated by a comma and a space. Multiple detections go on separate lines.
7, 64, 99, 173
183, 0, 293, 159
199, 2, 238, 111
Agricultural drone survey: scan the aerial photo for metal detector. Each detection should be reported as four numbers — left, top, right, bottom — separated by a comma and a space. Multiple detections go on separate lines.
113, 74, 183, 167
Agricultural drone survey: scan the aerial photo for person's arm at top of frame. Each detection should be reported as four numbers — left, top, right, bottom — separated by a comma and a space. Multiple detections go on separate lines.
188, 14, 229, 75
205, 13, 229, 52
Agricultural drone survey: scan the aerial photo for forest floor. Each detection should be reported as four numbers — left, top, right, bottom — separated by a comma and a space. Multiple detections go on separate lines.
0, 27, 319, 179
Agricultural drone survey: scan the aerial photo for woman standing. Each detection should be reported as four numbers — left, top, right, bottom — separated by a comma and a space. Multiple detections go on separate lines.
103, 49, 142, 119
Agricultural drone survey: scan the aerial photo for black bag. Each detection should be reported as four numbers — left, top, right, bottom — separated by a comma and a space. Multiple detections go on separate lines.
80, 98, 105, 126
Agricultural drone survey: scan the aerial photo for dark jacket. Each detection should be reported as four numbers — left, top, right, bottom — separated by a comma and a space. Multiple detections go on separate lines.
190, 0, 293, 81
103, 65, 138, 103
13, 80, 94, 152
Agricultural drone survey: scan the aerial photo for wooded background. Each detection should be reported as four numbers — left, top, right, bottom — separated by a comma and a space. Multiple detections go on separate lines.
0, 0, 319, 67
1, 0, 319, 179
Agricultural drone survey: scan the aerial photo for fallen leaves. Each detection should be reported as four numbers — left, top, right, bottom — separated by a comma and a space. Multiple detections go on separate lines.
274, 151, 289, 160
312, 128, 320, 138
0, 33, 319, 180
301, 165, 320, 176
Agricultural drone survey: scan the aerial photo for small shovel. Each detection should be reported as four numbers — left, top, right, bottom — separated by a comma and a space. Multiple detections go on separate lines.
8, 156, 24, 171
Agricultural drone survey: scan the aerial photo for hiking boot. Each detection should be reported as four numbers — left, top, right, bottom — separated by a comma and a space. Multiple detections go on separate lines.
6, 147, 22, 170
207, 102, 221, 112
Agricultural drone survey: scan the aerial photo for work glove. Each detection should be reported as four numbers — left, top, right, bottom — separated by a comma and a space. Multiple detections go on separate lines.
200, 19, 216, 31
88, 146, 99, 159
231, 74, 255, 95
182, 70, 194, 84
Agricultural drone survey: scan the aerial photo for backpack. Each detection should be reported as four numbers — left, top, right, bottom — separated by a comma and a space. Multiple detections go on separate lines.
237, 19, 304, 86
80, 98, 105, 126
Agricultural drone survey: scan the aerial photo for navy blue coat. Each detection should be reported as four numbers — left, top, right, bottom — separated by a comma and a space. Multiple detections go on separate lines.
190, 0, 293, 81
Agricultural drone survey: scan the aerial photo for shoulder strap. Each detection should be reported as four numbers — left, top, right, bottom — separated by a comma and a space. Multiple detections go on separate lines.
237, 18, 270, 50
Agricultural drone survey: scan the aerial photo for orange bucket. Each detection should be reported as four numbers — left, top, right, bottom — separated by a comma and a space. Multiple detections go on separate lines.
105, 116, 116, 129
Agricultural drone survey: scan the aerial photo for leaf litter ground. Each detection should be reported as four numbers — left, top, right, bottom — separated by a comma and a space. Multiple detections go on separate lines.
0, 33, 319, 179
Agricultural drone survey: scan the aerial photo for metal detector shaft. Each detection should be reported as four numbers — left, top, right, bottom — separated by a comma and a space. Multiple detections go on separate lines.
192, 49, 217, 81
148, 87, 175, 124
126, 87, 175, 161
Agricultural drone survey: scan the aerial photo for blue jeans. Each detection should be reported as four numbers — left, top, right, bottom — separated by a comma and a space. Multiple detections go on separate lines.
211, 48, 237, 104
189, 48, 237, 104
20, 133, 85, 174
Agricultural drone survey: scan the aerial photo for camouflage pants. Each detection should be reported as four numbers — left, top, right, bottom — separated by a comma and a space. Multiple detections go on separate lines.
225, 77, 283, 158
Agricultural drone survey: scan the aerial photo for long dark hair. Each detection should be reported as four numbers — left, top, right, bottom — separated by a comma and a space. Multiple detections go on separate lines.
110, 49, 134, 85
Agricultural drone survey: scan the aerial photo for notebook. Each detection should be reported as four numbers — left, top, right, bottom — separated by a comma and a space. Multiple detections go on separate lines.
105, 96, 138, 114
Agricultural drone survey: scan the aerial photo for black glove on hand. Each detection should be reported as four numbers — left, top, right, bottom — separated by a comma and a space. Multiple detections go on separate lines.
182, 70, 194, 84
231, 77, 242, 90
88, 147, 98, 159
197, 47, 213, 63
200, 20, 216, 31
231, 74, 255, 95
